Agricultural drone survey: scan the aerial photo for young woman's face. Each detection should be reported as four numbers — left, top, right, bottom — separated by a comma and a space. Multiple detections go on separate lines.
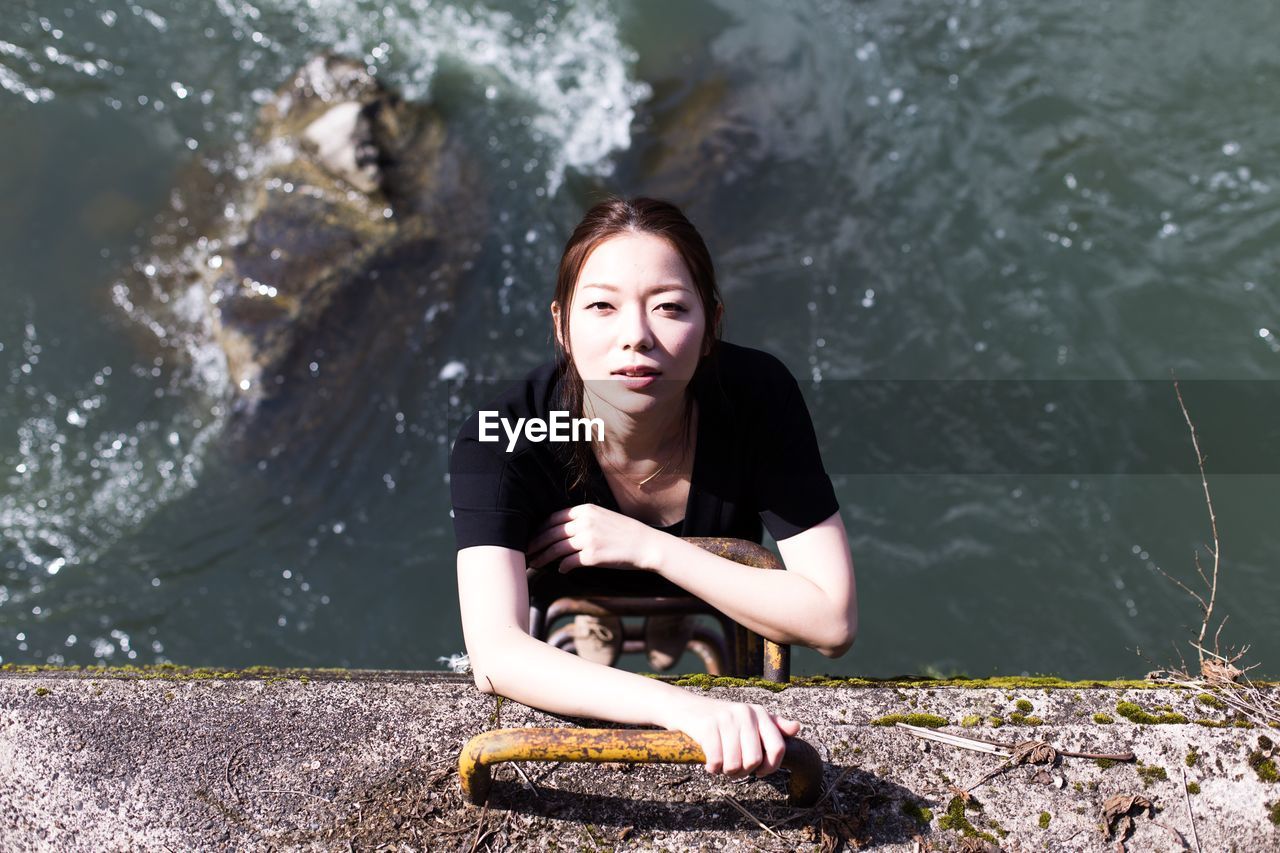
556, 232, 708, 417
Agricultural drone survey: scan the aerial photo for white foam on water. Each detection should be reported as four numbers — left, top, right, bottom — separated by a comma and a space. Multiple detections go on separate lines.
168, 277, 235, 397
250, 0, 650, 194
7, 1, 647, 195
0, 319, 224, 584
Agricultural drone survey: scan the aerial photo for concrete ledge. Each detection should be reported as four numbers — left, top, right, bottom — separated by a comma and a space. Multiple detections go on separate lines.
2, 668, 1278, 850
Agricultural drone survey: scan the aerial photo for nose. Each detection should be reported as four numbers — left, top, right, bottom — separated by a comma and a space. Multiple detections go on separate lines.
619, 304, 654, 352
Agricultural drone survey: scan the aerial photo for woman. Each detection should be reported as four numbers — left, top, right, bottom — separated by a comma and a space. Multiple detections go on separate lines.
451, 197, 857, 780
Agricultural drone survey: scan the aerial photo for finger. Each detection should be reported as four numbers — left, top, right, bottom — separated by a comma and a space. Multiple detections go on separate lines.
701, 731, 723, 775
774, 716, 802, 737
526, 543, 553, 570
543, 507, 578, 527
524, 535, 576, 568
718, 712, 744, 777
527, 511, 572, 544
526, 522, 573, 559
557, 552, 583, 573
527, 537, 564, 569
737, 718, 764, 778
754, 708, 788, 777
530, 539, 579, 571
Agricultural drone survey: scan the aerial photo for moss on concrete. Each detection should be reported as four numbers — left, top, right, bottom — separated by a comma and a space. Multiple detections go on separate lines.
11, 665, 1250, 694
670, 674, 790, 692
740, 674, 1174, 690
938, 795, 995, 843
0, 662, 349, 683
1137, 764, 1168, 786
1116, 700, 1188, 725
892, 676, 1158, 690
1249, 754, 1278, 783
870, 713, 949, 728
1008, 712, 1044, 726
1037, 811, 1051, 829
1198, 692, 1227, 710
1187, 781, 1201, 795
900, 800, 933, 825
1094, 713, 1115, 724
1014, 699, 1034, 713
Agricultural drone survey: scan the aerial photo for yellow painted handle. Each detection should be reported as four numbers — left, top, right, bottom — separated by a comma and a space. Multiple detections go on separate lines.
458, 728, 823, 807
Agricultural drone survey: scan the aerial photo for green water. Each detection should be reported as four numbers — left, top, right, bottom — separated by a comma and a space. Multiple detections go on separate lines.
1, 0, 1278, 678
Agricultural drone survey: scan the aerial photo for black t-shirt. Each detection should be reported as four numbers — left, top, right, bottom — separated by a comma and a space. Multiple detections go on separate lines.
449, 341, 839, 605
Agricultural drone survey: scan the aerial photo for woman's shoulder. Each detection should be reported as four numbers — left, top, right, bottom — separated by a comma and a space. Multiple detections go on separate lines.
700, 341, 801, 400
451, 359, 564, 465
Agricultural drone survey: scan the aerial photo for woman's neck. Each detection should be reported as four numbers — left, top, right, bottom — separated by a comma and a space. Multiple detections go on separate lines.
582, 389, 691, 466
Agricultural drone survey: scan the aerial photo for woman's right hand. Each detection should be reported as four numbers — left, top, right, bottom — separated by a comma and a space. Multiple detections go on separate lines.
661, 695, 803, 779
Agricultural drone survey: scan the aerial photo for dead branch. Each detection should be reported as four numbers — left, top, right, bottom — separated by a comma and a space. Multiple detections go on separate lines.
721, 795, 785, 841
1144, 381, 1279, 725
1180, 766, 1201, 853
1172, 379, 1223, 670
467, 799, 491, 853
896, 723, 1134, 762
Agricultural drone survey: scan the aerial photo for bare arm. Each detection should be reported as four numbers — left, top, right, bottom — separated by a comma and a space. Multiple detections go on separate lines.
457, 545, 802, 777
458, 545, 701, 725
647, 512, 857, 658
526, 507, 857, 658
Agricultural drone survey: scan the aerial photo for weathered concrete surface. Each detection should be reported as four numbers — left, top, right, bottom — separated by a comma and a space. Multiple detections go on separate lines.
1, 669, 1277, 851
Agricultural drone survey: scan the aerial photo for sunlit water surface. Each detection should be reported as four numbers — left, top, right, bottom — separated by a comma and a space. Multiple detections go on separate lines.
2, 0, 1278, 677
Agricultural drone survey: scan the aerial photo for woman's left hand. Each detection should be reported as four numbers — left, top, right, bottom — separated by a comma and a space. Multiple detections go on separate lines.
526, 504, 664, 573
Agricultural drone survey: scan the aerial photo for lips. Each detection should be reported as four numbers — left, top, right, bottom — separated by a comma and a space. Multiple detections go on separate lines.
611, 365, 662, 390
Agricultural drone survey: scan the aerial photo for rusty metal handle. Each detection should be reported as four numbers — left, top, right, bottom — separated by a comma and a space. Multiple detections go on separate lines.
458, 727, 823, 807
682, 538, 790, 682
527, 536, 791, 681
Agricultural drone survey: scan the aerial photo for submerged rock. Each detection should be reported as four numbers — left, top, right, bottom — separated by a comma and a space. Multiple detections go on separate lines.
616, 74, 775, 248
117, 53, 484, 420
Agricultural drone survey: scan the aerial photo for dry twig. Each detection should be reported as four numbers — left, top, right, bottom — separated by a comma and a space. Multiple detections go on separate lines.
1173, 380, 1222, 672
721, 795, 785, 842
896, 724, 1134, 761
896, 724, 1134, 794
1145, 380, 1278, 727
246, 788, 335, 806
511, 762, 537, 795
1180, 766, 1201, 853
765, 765, 856, 831
225, 742, 253, 804
466, 799, 491, 853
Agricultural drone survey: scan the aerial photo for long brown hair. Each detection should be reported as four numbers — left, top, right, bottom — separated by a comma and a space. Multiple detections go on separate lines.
552, 197, 724, 492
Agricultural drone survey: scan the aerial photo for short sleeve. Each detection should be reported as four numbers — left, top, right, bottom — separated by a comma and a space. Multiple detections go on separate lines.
449, 414, 540, 552
752, 361, 840, 540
